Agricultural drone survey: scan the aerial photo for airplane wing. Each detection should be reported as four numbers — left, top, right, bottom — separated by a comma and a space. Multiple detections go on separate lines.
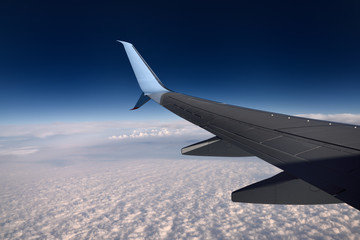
118, 41, 360, 211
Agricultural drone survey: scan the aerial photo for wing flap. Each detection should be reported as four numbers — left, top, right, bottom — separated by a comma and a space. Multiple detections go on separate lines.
232, 171, 342, 204
181, 137, 253, 157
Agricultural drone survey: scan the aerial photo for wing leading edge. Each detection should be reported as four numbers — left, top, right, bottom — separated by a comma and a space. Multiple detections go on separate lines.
119, 41, 360, 211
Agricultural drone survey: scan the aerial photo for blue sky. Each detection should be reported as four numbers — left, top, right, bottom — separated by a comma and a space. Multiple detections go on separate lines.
1, 1, 360, 124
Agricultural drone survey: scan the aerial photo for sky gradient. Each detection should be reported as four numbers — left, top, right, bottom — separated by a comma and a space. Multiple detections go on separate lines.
1, 1, 360, 123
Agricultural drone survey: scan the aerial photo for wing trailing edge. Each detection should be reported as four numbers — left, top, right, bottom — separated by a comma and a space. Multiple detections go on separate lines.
182, 137, 253, 157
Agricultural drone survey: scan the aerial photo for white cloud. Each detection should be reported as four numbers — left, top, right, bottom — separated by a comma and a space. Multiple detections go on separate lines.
0, 146, 38, 156
0, 121, 203, 139
108, 128, 172, 140
1, 114, 358, 142
0, 122, 102, 138
108, 125, 205, 140
0, 121, 211, 163
0, 158, 359, 239
1, 119, 360, 239
296, 113, 360, 125
1, 118, 360, 238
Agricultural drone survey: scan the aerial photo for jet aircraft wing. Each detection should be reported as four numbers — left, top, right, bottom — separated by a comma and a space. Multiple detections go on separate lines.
119, 41, 360, 211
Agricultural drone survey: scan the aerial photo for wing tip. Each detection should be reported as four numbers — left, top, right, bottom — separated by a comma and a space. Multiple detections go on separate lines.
117, 40, 132, 46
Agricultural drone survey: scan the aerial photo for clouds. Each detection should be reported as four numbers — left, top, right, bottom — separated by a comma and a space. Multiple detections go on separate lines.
0, 122, 101, 138
0, 158, 359, 240
0, 121, 206, 139
2, 113, 358, 162
1, 113, 358, 143
0, 146, 38, 156
108, 126, 203, 140
109, 128, 172, 140
1, 119, 360, 239
0, 121, 209, 161
296, 113, 360, 125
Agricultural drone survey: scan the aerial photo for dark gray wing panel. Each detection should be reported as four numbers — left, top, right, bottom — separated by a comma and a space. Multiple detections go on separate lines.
162, 93, 360, 149
160, 92, 360, 210
232, 171, 342, 204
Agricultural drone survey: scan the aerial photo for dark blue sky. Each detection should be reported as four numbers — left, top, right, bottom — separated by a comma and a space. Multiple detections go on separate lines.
1, 0, 360, 123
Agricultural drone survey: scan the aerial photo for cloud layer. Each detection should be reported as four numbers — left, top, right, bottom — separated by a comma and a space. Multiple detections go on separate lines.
0, 158, 359, 240
1, 118, 360, 239
0, 121, 209, 160
0, 146, 38, 156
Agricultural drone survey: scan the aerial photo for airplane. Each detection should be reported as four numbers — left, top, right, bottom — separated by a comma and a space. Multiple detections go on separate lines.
118, 41, 360, 211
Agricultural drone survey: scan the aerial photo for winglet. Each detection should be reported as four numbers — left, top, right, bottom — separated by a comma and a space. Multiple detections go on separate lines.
117, 40, 170, 95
